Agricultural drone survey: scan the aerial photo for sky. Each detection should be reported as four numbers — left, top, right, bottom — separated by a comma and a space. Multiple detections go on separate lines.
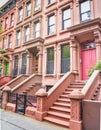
0, 0, 9, 8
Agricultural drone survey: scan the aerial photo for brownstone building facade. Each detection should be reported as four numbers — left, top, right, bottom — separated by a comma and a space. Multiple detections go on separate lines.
0, 0, 16, 77
0, 0, 101, 130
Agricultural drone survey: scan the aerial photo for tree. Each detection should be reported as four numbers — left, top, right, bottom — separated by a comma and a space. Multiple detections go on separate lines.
0, 16, 9, 75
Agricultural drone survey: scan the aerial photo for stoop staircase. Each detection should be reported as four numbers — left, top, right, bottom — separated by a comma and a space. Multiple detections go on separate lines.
91, 82, 101, 100
44, 81, 85, 128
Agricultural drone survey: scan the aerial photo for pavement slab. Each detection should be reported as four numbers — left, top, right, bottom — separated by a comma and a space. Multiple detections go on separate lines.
0, 109, 69, 130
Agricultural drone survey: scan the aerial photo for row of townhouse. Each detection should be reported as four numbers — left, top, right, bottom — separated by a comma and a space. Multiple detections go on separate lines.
0, 0, 101, 89
0, 0, 101, 129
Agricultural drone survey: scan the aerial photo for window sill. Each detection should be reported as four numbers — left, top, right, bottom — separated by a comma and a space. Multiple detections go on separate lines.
44, 74, 56, 77
17, 20, 23, 25
59, 29, 70, 34
14, 46, 21, 49
34, 9, 41, 15
24, 15, 31, 20
45, 34, 56, 39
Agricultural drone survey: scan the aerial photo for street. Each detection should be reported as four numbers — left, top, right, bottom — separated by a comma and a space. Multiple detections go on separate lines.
0, 109, 68, 130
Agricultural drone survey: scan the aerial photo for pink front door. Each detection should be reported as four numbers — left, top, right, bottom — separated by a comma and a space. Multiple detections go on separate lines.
81, 42, 96, 80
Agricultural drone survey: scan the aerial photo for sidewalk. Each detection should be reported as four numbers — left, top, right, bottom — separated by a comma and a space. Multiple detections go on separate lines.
0, 109, 69, 130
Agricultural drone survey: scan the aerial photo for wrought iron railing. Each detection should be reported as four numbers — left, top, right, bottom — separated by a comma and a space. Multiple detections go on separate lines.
8, 92, 16, 104
8, 92, 37, 108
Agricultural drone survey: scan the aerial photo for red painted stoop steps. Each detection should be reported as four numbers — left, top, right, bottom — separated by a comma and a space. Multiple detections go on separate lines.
44, 81, 85, 128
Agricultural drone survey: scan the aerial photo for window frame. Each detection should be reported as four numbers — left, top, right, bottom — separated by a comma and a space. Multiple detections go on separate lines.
26, 1, 31, 17
48, 14, 55, 35
35, 0, 41, 11
21, 54, 27, 74
46, 47, 54, 74
16, 30, 21, 46
34, 21, 40, 38
10, 13, 14, 26
8, 34, 12, 48
2, 38, 6, 49
80, 0, 91, 22
61, 44, 70, 73
24, 26, 30, 42
13, 55, 19, 77
5, 17, 8, 29
18, 7, 23, 22
62, 7, 71, 30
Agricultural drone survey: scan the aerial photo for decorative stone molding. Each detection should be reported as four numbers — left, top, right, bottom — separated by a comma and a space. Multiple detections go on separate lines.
69, 89, 84, 130
2, 86, 11, 109
35, 89, 48, 121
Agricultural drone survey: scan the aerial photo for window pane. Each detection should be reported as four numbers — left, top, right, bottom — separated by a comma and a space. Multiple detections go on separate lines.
61, 44, 70, 73
49, 15, 55, 25
64, 19, 71, 29
35, 0, 40, 11
47, 48, 54, 74
49, 25, 55, 35
63, 9, 70, 20
34, 21, 40, 38
81, 1, 90, 13
21, 54, 27, 74
81, 11, 91, 21
25, 26, 30, 41
49, 0, 55, 4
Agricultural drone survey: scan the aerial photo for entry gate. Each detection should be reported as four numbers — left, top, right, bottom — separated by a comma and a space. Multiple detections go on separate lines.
16, 94, 26, 114
8, 92, 37, 115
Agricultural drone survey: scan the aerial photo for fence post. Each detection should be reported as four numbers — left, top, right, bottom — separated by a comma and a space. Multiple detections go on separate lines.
35, 88, 48, 121
69, 89, 84, 130
2, 86, 11, 109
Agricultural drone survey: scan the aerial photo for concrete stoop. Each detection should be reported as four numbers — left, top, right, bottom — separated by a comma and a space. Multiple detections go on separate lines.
44, 81, 85, 128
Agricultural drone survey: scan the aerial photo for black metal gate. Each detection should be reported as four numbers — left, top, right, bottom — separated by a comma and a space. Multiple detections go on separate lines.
16, 94, 26, 115
8, 92, 37, 115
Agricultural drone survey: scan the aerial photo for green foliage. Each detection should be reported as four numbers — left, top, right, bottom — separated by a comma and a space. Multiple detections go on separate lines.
0, 55, 9, 62
88, 60, 101, 76
0, 48, 8, 53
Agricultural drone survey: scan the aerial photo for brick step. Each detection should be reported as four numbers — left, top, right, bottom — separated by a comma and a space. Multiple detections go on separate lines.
71, 82, 85, 85
47, 110, 70, 119
50, 106, 70, 113
54, 102, 71, 107
44, 116, 69, 128
57, 98, 70, 102
65, 88, 82, 92
60, 94, 69, 98
63, 91, 71, 94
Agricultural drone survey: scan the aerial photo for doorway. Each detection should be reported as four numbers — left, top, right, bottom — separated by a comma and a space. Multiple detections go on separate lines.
81, 42, 96, 80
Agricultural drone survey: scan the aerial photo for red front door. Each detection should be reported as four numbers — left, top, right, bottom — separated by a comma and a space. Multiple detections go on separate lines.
81, 42, 96, 80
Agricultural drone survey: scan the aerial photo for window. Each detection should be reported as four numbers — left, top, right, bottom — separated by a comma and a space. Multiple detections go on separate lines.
24, 26, 30, 42
80, 0, 91, 22
5, 17, 8, 29
46, 47, 54, 74
26, 1, 31, 17
2, 38, 6, 49
10, 13, 14, 26
8, 34, 12, 48
18, 7, 23, 22
13, 55, 18, 77
48, 0, 55, 4
61, 44, 70, 73
21, 54, 27, 74
82, 42, 95, 50
34, 21, 40, 38
62, 8, 71, 30
16, 30, 21, 46
35, 0, 41, 11
48, 14, 55, 35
